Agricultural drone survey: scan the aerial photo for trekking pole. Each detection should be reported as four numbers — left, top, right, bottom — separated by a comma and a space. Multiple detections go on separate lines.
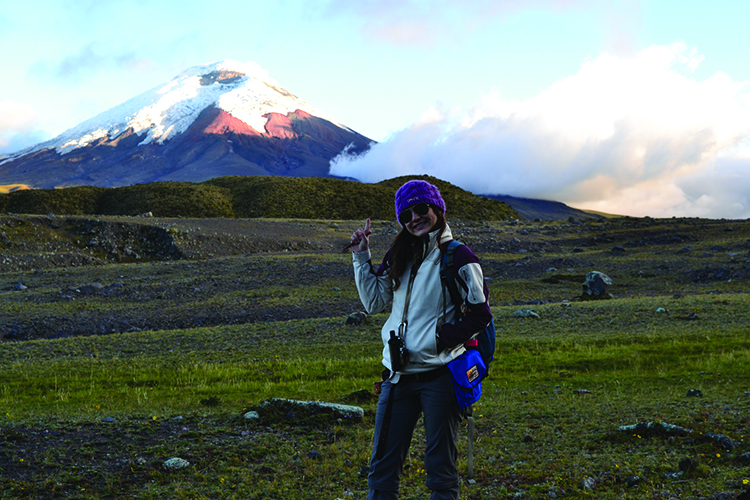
466, 404, 475, 483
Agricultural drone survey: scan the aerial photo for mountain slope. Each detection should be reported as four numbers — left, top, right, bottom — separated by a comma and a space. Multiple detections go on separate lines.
481, 194, 604, 220
0, 61, 373, 189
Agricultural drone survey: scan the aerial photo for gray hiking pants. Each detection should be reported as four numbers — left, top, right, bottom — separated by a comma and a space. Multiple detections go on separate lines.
366, 370, 461, 500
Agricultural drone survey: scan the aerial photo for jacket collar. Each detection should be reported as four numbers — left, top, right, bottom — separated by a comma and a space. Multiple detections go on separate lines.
439, 223, 453, 246
421, 224, 453, 258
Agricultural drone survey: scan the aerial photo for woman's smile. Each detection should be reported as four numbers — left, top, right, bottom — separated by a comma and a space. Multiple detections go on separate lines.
405, 207, 438, 237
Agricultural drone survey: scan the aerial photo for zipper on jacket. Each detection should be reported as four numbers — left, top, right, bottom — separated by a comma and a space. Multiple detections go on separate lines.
398, 264, 419, 339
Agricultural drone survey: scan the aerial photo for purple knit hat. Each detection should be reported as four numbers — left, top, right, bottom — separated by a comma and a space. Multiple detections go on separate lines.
395, 180, 446, 221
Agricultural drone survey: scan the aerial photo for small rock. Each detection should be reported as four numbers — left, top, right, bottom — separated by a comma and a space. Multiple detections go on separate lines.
163, 457, 190, 470
656, 307, 666, 313
581, 477, 595, 490
618, 421, 693, 437
345, 311, 369, 326
686, 389, 703, 397
102, 417, 116, 423
573, 389, 592, 395
307, 450, 320, 459
624, 475, 641, 488
14, 282, 27, 291
687, 312, 699, 320
706, 433, 734, 450
611, 245, 626, 254
715, 493, 736, 500
514, 308, 540, 318
243, 411, 260, 420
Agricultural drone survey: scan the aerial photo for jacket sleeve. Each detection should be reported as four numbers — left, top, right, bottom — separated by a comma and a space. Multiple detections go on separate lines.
352, 249, 393, 315
437, 245, 492, 350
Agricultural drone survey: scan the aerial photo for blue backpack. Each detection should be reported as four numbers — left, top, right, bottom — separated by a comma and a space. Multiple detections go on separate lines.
440, 240, 496, 369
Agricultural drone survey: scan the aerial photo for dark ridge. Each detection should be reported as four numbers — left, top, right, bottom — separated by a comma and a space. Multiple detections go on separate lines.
0, 175, 519, 221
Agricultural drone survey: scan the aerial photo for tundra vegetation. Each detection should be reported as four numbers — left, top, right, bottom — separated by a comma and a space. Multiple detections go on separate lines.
1, 178, 749, 499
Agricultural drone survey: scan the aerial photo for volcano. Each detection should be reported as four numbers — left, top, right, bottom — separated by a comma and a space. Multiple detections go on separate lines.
0, 60, 373, 189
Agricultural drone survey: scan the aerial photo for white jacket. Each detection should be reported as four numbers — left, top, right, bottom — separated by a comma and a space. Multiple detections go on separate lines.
352, 225, 469, 380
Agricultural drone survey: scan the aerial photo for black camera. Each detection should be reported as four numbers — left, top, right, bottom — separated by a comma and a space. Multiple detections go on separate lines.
388, 330, 409, 372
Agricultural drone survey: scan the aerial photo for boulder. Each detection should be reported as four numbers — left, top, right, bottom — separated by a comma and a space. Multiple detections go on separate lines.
581, 271, 612, 299
258, 398, 364, 424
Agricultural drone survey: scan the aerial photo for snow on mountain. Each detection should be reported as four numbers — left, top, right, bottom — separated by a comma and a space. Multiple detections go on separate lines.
0, 60, 373, 188
2, 60, 348, 163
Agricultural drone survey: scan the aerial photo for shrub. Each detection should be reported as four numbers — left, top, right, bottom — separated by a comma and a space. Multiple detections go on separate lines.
96, 182, 235, 218
0, 175, 519, 220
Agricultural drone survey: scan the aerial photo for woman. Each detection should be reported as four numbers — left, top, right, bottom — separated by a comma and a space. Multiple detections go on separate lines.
348, 179, 492, 500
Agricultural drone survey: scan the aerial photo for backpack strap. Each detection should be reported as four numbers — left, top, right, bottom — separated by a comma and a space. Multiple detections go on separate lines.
441, 240, 464, 308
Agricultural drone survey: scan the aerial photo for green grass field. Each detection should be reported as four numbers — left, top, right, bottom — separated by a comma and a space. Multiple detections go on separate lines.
2, 297, 749, 499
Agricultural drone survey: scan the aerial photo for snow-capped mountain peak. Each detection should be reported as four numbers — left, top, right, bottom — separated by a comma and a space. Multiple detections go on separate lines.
6, 60, 345, 160
0, 60, 372, 188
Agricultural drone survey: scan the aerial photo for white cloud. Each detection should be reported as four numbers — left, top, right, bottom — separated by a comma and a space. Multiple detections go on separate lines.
0, 101, 39, 152
0, 101, 36, 132
330, 43, 750, 219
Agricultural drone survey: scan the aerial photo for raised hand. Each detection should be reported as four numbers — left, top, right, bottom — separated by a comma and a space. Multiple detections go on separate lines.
344, 218, 371, 253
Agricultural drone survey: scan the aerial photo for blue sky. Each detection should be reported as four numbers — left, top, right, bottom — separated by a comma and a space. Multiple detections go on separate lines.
1, 0, 749, 218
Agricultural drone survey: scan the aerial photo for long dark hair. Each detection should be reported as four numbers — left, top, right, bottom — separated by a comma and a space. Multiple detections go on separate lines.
387, 208, 446, 290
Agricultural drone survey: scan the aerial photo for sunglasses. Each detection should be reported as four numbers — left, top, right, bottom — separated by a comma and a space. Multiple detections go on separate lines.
398, 203, 431, 225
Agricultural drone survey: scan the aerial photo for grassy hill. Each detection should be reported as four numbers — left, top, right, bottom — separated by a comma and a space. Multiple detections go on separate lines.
0, 175, 519, 221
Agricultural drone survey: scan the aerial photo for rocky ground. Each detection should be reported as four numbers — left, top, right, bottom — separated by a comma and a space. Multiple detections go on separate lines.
1, 214, 749, 341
